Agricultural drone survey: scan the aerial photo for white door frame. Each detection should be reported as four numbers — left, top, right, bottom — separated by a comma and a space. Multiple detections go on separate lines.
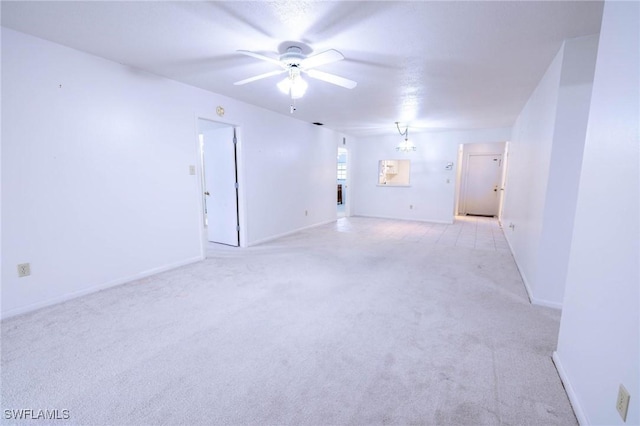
455, 142, 509, 219
459, 152, 504, 216
337, 146, 350, 217
194, 116, 246, 256
202, 124, 238, 246
497, 142, 510, 223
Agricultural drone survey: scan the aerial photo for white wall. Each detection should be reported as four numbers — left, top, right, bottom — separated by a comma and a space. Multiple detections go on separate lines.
1, 28, 345, 318
536, 35, 599, 306
554, 2, 639, 424
500, 35, 598, 308
500, 48, 562, 305
242, 120, 341, 245
351, 128, 511, 223
0, 25, 3, 309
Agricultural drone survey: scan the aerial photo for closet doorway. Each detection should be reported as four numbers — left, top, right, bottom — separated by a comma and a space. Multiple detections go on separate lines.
337, 147, 348, 217
198, 118, 239, 246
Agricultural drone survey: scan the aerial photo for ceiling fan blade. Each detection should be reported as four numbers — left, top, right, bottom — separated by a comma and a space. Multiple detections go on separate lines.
234, 70, 285, 86
301, 49, 344, 70
306, 69, 357, 89
237, 50, 284, 68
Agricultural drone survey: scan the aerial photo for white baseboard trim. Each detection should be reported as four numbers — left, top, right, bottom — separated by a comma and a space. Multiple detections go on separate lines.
553, 351, 588, 425
1, 255, 204, 320
504, 234, 534, 304
352, 214, 454, 225
503, 235, 563, 310
247, 219, 337, 247
531, 296, 563, 310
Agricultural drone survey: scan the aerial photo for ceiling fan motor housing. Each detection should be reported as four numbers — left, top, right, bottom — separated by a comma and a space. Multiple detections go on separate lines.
281, 46, 305, 67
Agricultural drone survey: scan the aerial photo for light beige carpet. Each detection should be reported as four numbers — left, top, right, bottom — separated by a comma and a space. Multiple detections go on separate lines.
1, 217, 576, 425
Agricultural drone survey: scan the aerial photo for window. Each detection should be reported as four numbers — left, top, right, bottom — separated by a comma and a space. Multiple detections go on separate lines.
337, 163, 347, 180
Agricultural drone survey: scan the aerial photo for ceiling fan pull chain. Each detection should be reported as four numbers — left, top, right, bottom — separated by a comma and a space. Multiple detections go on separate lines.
290, 96, 297, 114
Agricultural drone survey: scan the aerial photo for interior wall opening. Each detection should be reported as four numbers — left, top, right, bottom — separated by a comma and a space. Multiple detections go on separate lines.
197, 118, 240, 247
337, 147, 348, 218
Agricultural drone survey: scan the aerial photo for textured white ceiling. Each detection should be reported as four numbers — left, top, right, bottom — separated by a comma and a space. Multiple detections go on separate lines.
1, 1, 603, 136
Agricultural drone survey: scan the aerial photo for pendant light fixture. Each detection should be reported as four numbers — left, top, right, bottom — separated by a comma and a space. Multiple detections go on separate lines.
395, 122, 417, 152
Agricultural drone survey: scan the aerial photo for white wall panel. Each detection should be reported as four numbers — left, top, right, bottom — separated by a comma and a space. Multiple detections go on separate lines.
500, 48, 563, 304
500, 34, 598, 308
536, 35, 598, 305
555, 2, 639, 424
1, 28, 345, 317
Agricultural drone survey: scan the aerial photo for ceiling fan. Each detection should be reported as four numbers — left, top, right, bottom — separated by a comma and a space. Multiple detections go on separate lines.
234, 45, 358, 99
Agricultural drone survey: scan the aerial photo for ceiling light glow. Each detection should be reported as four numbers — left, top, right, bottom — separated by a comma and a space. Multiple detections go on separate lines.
277, 67, 308, 99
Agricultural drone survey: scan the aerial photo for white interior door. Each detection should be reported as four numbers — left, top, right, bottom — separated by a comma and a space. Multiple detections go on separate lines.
200, 122, 239, 246
463, 154, 503, 216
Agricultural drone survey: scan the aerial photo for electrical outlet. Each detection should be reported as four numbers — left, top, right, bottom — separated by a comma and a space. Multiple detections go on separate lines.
305, 210, 308, 216
616, 384, 630, 422
189, 165, 196, 175
17, 263, 31, 277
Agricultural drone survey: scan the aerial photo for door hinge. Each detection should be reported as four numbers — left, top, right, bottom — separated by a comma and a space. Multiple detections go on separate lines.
236, 225, 240, 231
234, 182, 239, 189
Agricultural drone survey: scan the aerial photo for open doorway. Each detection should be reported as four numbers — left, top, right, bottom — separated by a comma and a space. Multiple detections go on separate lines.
198, 118, 239, 247
337, 147, 348, 217
456, 142, 507, 218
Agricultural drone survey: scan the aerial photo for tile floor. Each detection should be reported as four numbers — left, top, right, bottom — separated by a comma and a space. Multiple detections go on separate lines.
333, 215, 510, 251
208, 215, 511, 253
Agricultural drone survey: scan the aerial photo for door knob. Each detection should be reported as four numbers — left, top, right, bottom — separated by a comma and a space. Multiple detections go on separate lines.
204, 191, 210, 196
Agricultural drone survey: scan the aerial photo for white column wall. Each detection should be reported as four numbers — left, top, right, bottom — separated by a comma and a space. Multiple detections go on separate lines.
501, 35, 598, 308
1, 28, 344, 318
535, 35, 599, 306
554, 2, 639, 424
500, 48, 563, 305
242, 120, 339, 245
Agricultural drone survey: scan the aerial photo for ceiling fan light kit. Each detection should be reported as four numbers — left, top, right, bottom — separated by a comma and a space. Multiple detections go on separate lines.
234, 44, 357, 109
235, 45, 417, 134
276, 67, 307, 99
